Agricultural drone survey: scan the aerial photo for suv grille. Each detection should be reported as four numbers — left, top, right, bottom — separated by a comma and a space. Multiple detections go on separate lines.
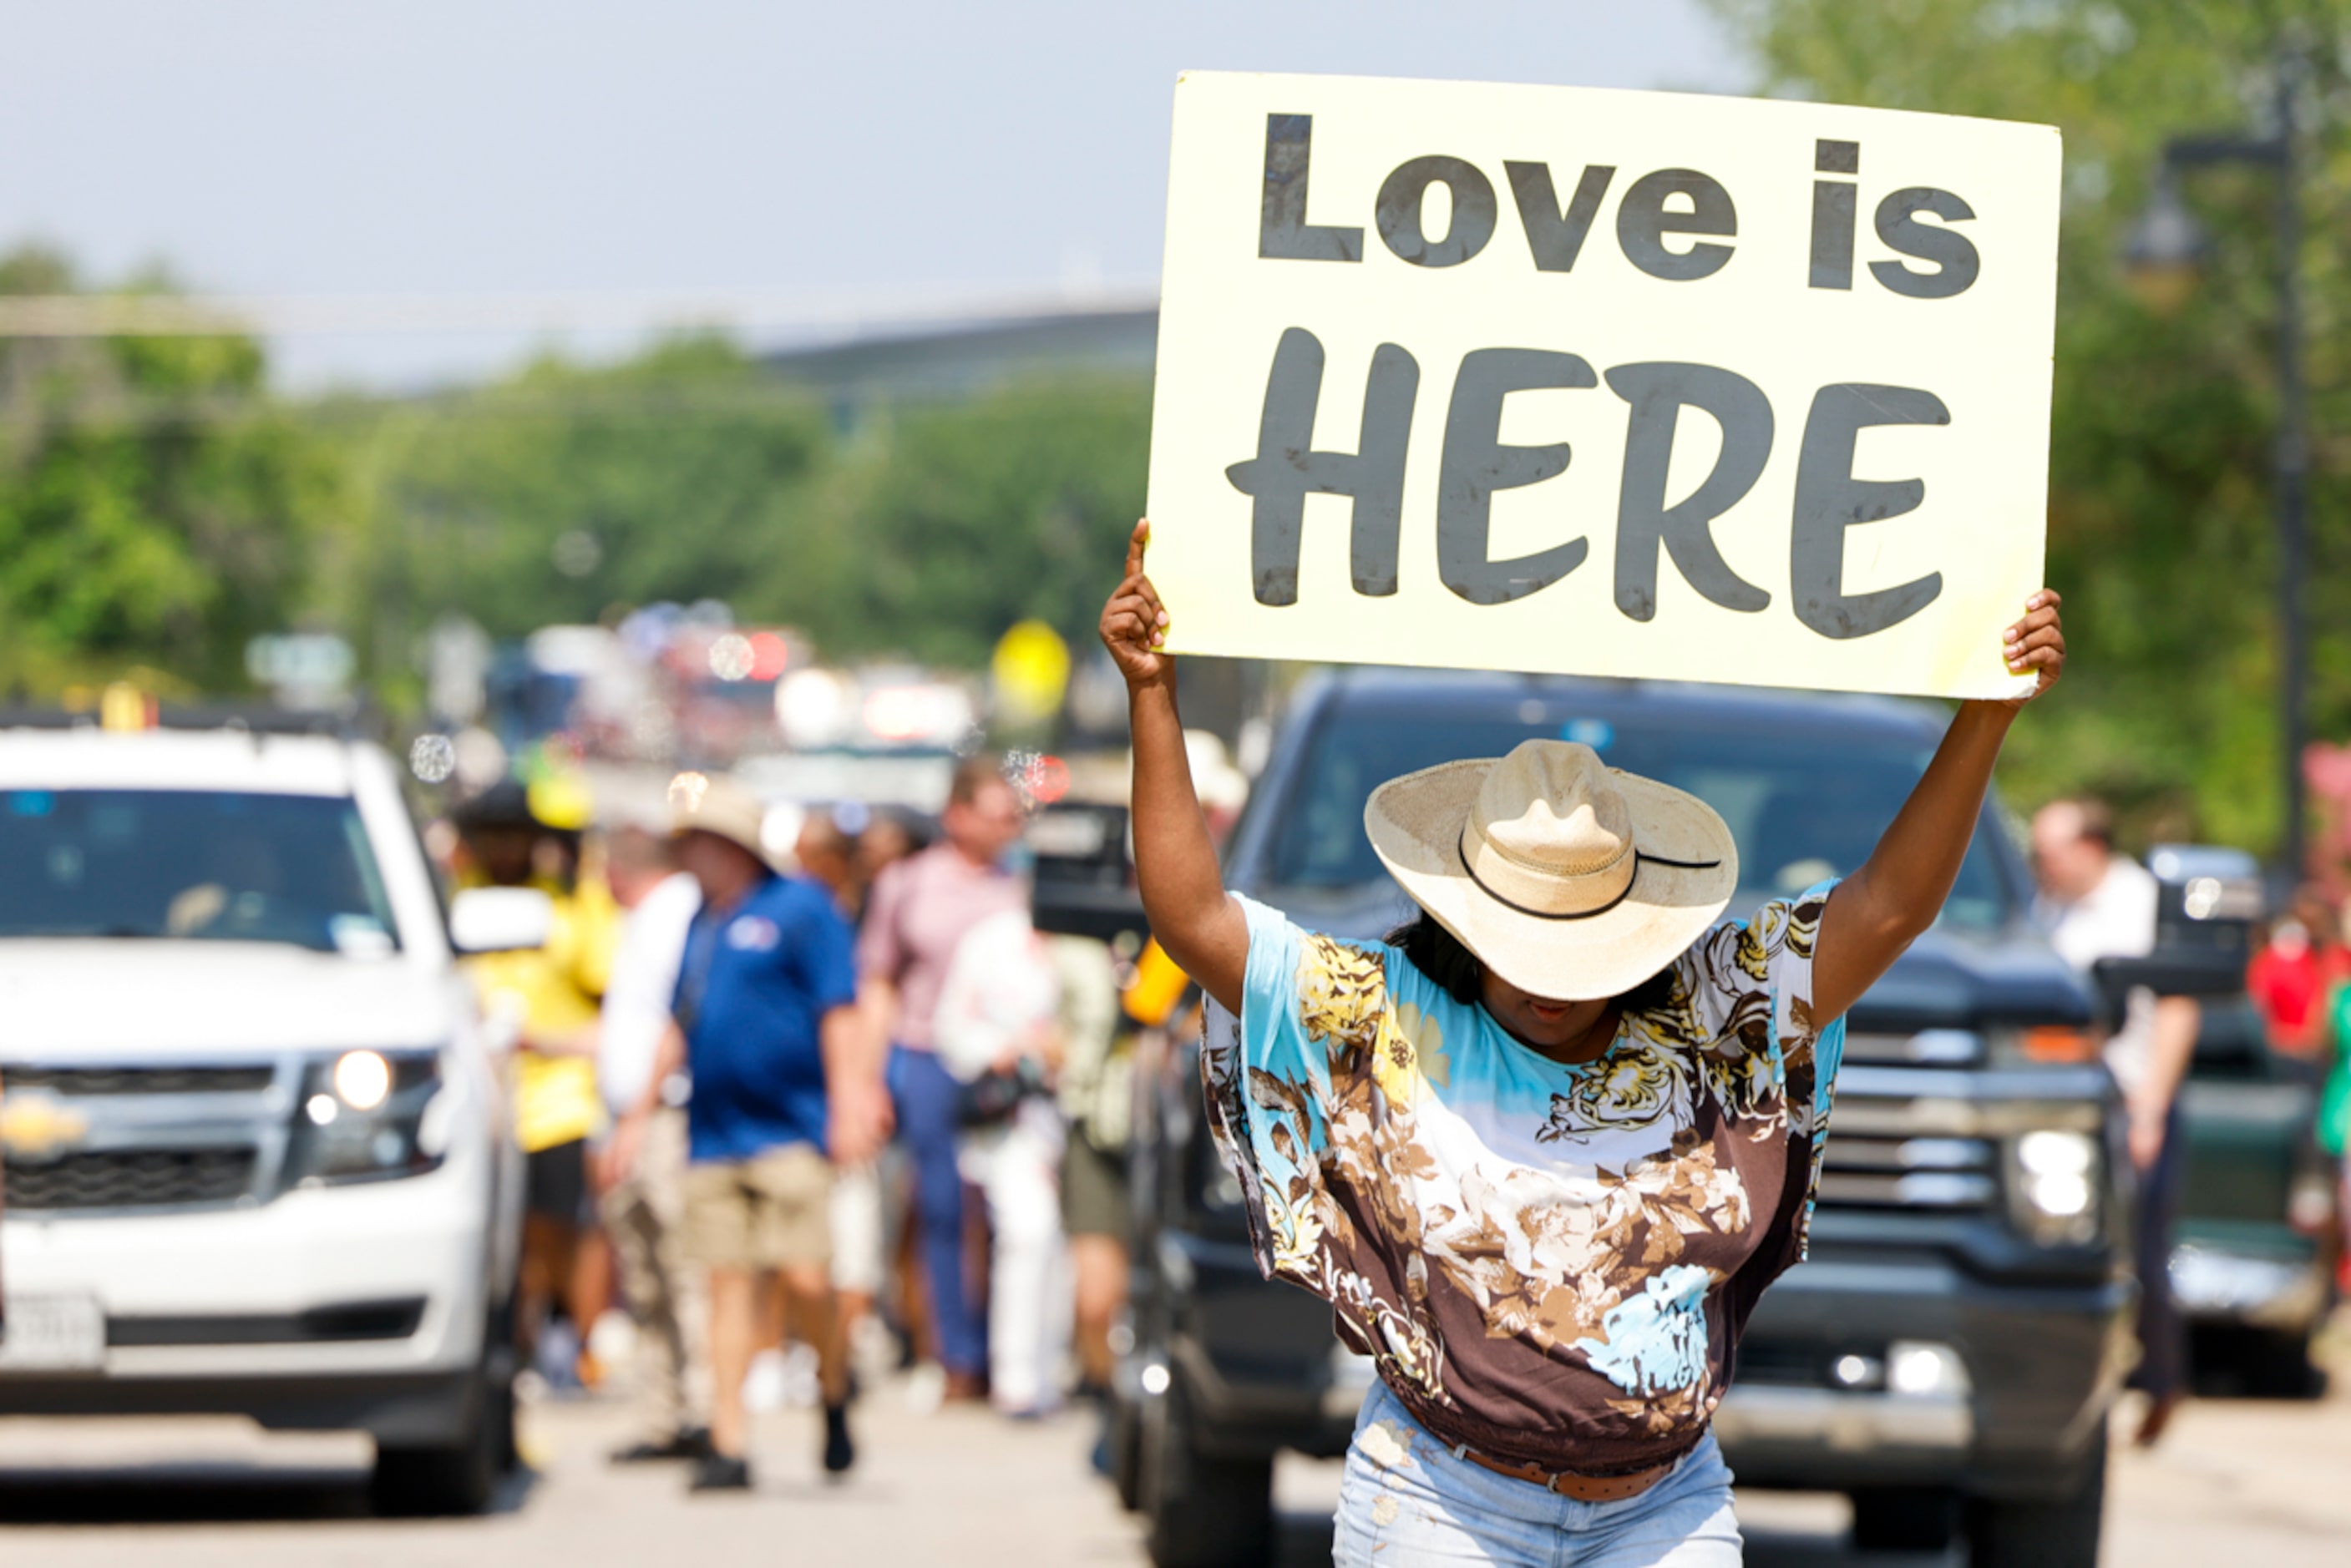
1, 1065, 276, 1097
3, 1149, 258, 1211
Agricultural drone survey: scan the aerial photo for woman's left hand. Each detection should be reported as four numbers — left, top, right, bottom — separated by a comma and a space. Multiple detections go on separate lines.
1998, 589, 2065, 707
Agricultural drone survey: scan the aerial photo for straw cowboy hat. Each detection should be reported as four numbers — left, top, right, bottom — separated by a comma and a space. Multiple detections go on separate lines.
1366, 741, 1740, 1002
669, 772, 783, 872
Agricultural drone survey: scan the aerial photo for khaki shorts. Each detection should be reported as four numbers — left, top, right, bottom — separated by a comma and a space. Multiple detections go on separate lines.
681, 1143, 833, 1271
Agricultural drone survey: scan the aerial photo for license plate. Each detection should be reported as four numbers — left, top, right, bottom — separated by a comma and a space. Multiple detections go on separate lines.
0, 1294, 107, 1371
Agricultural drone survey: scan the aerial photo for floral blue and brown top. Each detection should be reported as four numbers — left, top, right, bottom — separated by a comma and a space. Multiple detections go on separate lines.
1203, 886, 1844, 1478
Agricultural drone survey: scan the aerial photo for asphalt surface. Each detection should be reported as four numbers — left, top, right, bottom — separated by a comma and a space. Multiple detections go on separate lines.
1, 1329, 2346, 1566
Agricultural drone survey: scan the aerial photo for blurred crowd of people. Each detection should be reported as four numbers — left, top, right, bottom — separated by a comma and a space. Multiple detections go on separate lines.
2032, 797, 2351, 1446
2244, 882, 2351, 1292
433, 755, 1170, 1494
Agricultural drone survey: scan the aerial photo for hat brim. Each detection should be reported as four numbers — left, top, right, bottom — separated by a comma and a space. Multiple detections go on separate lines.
1366, 759, 1740, 1003
672, 818, 785, 874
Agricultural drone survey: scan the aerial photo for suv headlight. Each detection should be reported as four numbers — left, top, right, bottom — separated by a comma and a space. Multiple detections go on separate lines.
2005, 1128, 2100, 1246
287, 1050, 445, 1185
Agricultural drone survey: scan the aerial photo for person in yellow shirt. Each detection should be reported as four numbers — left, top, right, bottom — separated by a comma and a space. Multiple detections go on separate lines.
454, 780, 617, 1384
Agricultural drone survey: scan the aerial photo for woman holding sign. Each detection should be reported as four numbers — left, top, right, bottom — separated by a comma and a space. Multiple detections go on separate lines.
1101, 519, 2065, 1565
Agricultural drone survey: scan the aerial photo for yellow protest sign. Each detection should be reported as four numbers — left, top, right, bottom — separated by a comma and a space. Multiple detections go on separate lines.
1144, 73, 2059, 700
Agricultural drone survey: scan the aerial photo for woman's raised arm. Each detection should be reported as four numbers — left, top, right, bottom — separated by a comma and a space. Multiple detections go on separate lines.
1811, 590, 2067, 1024
1102, 519, 1249, 1014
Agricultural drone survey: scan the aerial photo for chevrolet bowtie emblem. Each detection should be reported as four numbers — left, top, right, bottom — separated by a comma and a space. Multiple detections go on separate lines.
0, 1091, 90, 1161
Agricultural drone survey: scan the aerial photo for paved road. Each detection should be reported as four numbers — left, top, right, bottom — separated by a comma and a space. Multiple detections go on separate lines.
2, 1336, 2347, 1566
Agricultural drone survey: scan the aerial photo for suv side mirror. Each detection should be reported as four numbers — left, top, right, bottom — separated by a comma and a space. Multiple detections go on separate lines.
448, 887, 553, 954
2099, 842, 2265, 1004
2092, 952, 2244, 1004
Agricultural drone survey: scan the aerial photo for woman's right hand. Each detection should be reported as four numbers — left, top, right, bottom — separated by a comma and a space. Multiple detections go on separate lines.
1099, 518, 1173, 690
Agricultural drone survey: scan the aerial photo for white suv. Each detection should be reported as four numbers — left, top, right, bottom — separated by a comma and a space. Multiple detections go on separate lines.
0, 719, 535, 1514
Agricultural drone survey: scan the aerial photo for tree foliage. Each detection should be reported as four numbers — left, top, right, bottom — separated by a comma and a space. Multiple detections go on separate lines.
349, 338, 831, 655
768, 378, 1152, 669
1707, 0, 2351, 851
0, 248, 343, 695
345, 344, 1148, 678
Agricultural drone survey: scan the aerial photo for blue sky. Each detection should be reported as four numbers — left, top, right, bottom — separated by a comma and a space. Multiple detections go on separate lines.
0, 2, 1742, 390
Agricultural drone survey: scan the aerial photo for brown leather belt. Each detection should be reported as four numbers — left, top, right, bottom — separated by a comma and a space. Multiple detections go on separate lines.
1457, 1447, 1674, 1502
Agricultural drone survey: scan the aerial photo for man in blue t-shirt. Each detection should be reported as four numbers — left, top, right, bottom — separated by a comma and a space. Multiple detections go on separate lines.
611, 776, 883, 1492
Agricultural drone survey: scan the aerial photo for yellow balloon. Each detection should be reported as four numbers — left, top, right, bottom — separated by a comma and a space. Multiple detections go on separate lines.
991, 620, 1071, 723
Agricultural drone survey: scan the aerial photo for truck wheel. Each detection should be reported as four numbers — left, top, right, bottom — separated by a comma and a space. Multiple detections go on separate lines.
1110, 1392, 1146, 1511
1964, 1428, 2105, 1568
1849, 1486, 1959, 1551
2246, 1329, 2325, 1400
370, 1338, 517, 1517
1141, 1368, 1273, 1567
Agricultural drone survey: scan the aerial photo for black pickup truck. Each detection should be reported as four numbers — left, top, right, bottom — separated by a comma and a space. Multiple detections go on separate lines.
1116, 669, 2133, 1567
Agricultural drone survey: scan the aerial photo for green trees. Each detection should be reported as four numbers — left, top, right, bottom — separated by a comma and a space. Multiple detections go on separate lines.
0, 266, 1150, 703
346, 338, 832, 666
0, 248, 343, 695
1707, 0, 2350, 849
344, 346, 1148, 676
769, 378, 1152, 669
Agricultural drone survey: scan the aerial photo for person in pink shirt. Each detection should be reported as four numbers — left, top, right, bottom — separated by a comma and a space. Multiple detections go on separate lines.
855, 758, 1029, 1397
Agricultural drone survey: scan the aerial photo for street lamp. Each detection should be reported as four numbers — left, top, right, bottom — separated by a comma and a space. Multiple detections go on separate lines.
2119, 173, 2210, 316
2123, 43, 2311, 884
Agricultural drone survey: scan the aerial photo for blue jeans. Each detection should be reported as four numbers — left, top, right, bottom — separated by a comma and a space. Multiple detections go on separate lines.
1335, 1381, 1742, 1567
887, 1045, 985, 1378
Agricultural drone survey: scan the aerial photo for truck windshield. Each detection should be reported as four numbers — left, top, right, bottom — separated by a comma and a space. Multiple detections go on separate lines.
1268, 710, 2016, 931
0, 789, 402, 953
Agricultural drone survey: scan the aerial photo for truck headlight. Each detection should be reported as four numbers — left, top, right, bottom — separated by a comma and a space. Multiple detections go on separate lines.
332, 1050, 393, 1110
289, 1050, 444, 1185
1984, 1024, 2097, 1065
2006, 1129, 2100, 1246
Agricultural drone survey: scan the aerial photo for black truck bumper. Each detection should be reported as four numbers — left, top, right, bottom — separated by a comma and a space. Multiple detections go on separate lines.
1717, 1251, 2136, 1502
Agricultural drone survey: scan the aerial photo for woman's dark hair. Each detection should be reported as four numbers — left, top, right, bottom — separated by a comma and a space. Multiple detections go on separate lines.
1384, 913, 1676, 1016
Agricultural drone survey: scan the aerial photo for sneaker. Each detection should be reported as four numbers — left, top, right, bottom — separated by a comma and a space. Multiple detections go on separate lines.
780, 1343, 822, 1409
535, 1319, 584, 1393
742, 1347, 789, 1414
849, 1313, 899, 1387
903, 1361, 946, 1414
610, 1428, 712, 1464
822, 1403, 855, 1476
689, 1453, 753, 1492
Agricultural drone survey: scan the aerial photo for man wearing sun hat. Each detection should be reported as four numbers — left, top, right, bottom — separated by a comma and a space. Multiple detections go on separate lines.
610, 774, 882, 1491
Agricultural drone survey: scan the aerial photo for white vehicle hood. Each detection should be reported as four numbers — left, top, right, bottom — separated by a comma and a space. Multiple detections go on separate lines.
0, 942, 462, 1060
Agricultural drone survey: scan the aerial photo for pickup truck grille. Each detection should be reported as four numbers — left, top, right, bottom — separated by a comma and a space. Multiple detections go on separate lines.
1819, 1078, 1999, 1212
1817, 1135, 1997, 1210
1, 1065, 276, 1097
4, 1148, 259, 1211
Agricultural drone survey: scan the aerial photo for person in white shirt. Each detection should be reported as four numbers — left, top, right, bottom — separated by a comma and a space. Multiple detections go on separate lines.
595, 827, 709, 1463
933, 908, 1072, 1417
2030, 798, 2200, 1445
